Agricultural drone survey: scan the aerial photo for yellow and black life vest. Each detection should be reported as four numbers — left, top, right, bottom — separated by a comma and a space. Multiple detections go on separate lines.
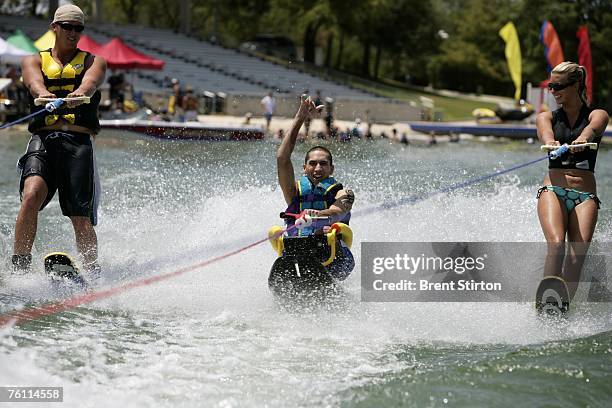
28, 49, 101, 133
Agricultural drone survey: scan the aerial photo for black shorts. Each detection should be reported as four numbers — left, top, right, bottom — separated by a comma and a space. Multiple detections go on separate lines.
17, 131, 100, 225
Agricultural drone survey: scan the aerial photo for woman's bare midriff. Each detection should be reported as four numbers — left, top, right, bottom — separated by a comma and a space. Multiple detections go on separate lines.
544, 168, 597, 193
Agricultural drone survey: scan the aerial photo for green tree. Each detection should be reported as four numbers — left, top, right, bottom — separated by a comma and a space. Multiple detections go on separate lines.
374, 0, 440, 82
428, 0, 517, 95
327, 0, 363, 70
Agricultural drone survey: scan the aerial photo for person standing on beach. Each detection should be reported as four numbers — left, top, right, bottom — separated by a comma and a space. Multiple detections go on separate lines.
324, 96, 334, 139
303, 90, 322, 138
169, 78, 185, 122
182, 86, 199, 121
261, 91, 276, 132
107, 71, 125, 111
12, 5, 106, 275
536, 61, 609, 299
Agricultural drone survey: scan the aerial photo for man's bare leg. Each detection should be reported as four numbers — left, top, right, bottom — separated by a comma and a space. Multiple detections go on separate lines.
70, 216, 98, 271
13, 175, 48, 270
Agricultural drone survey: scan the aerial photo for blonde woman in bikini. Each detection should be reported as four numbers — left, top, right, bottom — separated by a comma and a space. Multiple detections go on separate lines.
536, 61, 609, 301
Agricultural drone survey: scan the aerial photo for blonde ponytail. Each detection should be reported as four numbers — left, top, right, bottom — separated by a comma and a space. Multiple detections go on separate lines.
552, 61, 589, 106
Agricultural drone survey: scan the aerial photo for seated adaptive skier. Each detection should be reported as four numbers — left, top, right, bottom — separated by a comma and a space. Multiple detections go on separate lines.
275, 95, 355, 280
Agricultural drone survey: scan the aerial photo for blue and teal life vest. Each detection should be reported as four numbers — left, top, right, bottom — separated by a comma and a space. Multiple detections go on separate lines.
285, 175, 351, 236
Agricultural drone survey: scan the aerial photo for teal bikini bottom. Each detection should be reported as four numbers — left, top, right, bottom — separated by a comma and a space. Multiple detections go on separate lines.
537, 185, 601, 213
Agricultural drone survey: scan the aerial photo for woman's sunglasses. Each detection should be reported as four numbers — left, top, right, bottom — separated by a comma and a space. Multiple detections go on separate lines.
56, 22, 85, 33
547, 80, 576, 91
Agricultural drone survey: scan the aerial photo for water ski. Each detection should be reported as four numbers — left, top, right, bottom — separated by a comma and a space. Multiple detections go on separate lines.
267, 212, 353, 305
535, 276, 570, 317
268, 234, 337, 300
44, 252, 87, 289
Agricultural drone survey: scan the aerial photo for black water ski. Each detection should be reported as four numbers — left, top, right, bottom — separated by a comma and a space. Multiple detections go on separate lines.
269, 257, 334, 293
536, 276, 570, 317
44, 252, 88, 290
268, 234, 338, 302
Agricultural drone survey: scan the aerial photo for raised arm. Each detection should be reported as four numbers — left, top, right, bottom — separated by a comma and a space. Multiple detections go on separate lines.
21, 55, 55, 99
276, 95, 323, 204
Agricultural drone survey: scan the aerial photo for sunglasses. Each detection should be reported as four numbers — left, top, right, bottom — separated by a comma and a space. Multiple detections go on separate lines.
547, 80, 576, 91
56, 22, 85, 33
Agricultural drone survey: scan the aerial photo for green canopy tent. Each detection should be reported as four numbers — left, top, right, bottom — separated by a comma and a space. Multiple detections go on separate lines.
6, 30, 38, 53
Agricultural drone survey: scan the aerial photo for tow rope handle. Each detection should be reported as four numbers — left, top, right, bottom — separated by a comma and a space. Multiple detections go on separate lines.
541, 143, 597, 159
34, 96, 90, 108
279, 211, 329, 230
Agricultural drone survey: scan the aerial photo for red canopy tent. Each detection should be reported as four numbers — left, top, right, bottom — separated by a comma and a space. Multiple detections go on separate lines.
97, 37, 164, 70
77, 34, 104, 55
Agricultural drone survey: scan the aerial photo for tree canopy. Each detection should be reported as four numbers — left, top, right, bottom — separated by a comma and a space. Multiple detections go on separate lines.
11, 0, 611, 108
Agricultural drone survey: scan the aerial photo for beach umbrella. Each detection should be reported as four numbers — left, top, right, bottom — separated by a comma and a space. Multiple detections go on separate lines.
7, 30, 38, 53
0, 36, 33, 63
34, 30, 55, 50
77, 34, 104, 55
98, 37, 165, 70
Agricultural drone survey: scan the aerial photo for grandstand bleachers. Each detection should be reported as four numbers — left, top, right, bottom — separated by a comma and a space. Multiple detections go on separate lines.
0, 14, 375, 99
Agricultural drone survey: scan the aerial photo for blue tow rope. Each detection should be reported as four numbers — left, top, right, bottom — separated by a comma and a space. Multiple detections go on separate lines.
355, 144, 574, 216
0, 99, 64, 130
355, 149, 564, 217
